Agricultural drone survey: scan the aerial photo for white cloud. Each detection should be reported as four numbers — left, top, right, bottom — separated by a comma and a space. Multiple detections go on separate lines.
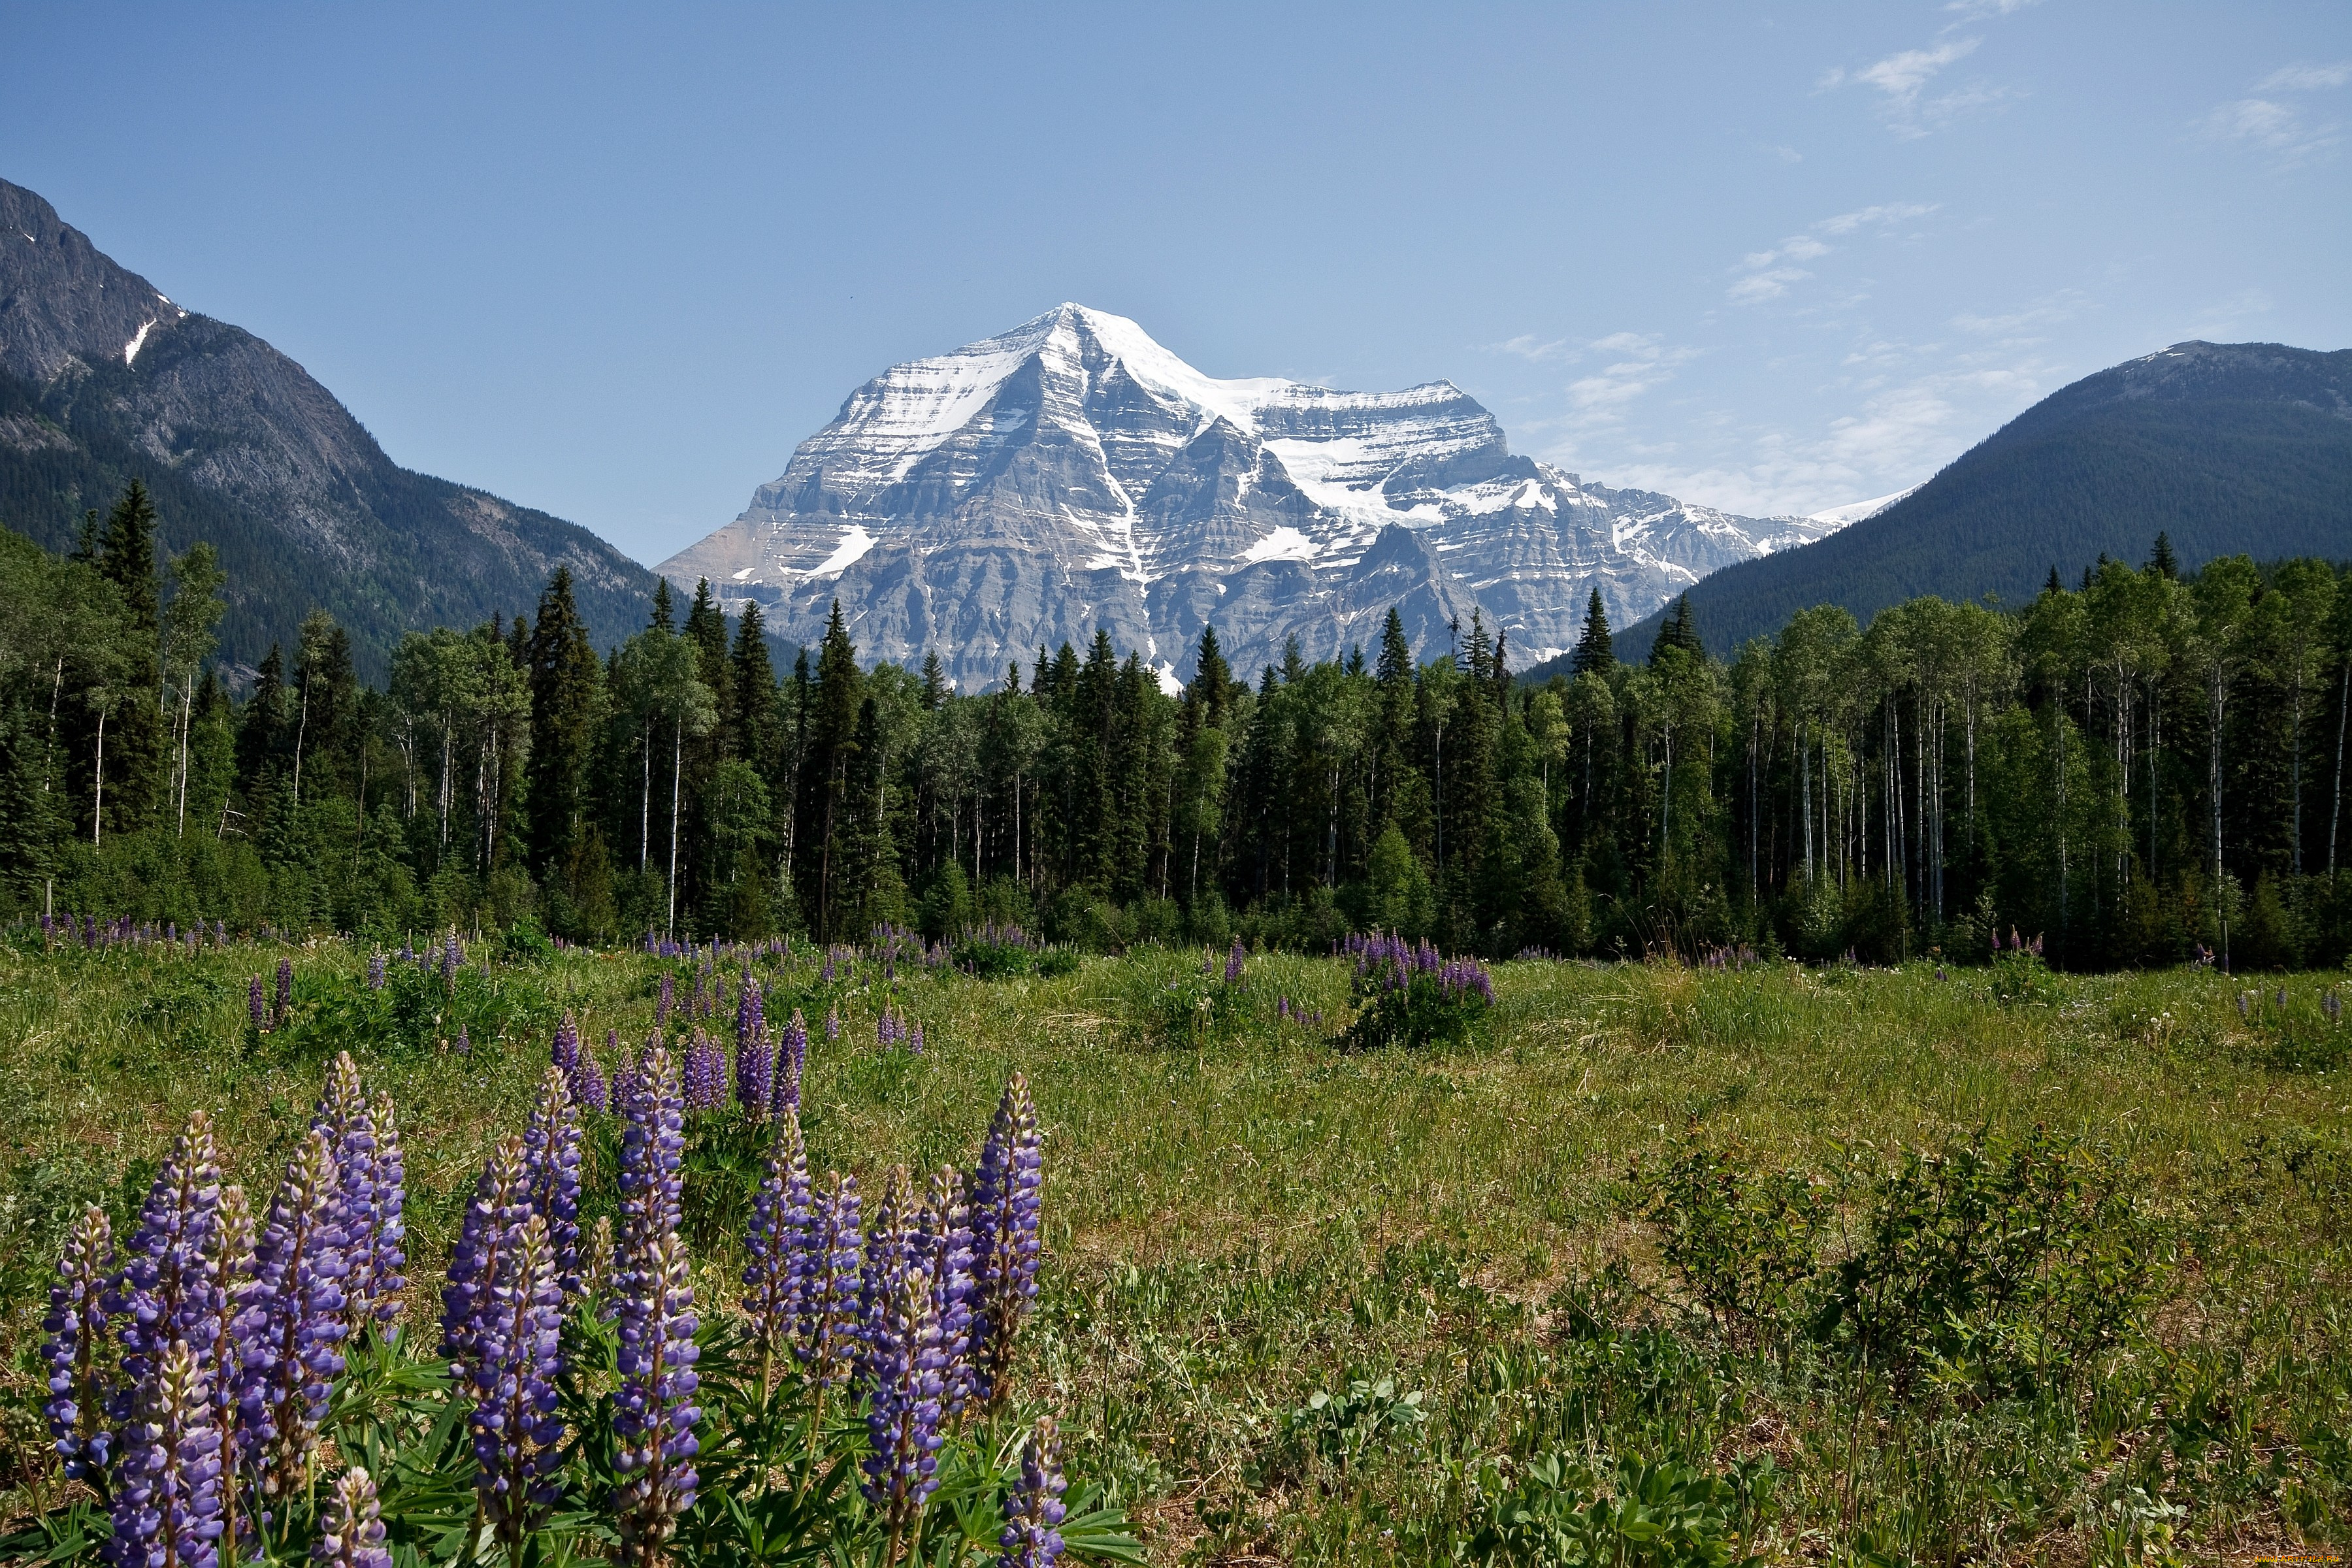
1727, 269, 1812, 305
1945, 0, 2039, 16
1950, 288, 2088, 338
2198, 96, 2342, 164
1855, 36, 1980, 102
2200, 59, 2350, 166
1551, 335, 1698, 427
2258, 61, 2352, 92
1814, 201, 1938, 236
1488, 334, 1572, 363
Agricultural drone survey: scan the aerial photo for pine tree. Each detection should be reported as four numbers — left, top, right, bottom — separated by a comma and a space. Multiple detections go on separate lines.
920, 651, 949, 711
649, 577, 676, 632
526, 566, 604, 881
2151, 532, 2180, 580
796, 600, 864, 938
728, 600, 779, 768
1571, 589, 1614, 676
93, 482, 165, 828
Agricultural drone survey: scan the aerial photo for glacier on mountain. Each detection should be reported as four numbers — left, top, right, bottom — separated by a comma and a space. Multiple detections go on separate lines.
658, 304, 1848, 689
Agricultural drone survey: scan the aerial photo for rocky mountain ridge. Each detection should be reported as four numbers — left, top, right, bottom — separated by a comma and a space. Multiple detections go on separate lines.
659, 304, 1843, 689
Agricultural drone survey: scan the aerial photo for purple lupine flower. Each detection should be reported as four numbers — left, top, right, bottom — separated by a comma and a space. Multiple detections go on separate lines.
734, 982, 772, 1116
249, 977, 267, 1031
312, 1465, 392, 1568
581, 1215, 616, 1311
1224, 938, 1245, 983
311, 1053, 382, 1335
616, 1043, 687, 1283
909, 1021, 925, 1056
612, 1226, 700, 1559
821, 951, 836, 985
970, 1075, 1044, 1408
106, 1113, 224, 1425
551, 1013, 581, 1081
520, 1068, 583, 1298
470, 1211, 566, 1550
442, 1137, 530, 1376
368, 1096, 406, 1324
919, 1166, 977, 1416
41, 1204, 113, 1480
858, 1263, 947, 1531
655, 972, 674, 1030
576, 1034, 613, 1115
796, 1172, 863, 1387
366, 953, 386, 992
996, 1414, 1068, 1568
682, 1028, 728, 1113
826, 1005, 841, 1042
201, 1184, 255, 1556
274, 958, 294, 1026
442, 929, 463, 986
110, 1339, 225, 1568
771, 1009, 808, 1119
238, 1129, 348, 1503
742, 1111, 812, 1388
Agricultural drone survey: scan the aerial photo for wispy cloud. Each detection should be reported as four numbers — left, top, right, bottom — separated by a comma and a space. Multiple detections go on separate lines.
1488, 334, 1573, 363
1822, 16, 2025, 138
1944, 0, 2039, 18
2259, 61, 2352, 92
1951, 287, 2088, 338
2200, 61, 2349, 167
1556, 333, 1699, 425
2184, 288, 2274, 340
1725, 204, 1938, 306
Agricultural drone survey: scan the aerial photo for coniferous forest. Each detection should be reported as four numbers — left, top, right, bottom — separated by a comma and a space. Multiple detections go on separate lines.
12, 481, 2352, 970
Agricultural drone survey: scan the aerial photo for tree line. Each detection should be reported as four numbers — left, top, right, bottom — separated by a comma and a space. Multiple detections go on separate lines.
8, 486, 2350, 968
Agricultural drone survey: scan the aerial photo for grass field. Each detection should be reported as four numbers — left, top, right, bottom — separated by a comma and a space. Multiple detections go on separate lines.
1, 936, 2347, 1565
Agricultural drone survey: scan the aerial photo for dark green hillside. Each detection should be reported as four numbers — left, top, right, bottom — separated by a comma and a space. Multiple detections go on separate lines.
1595, 340, 2352, 659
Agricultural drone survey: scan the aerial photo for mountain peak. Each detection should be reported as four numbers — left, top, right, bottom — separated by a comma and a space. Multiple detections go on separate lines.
661, 306, 1840, 689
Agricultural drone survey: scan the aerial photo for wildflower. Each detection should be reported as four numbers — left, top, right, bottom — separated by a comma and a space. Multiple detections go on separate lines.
742, 1111, 813, 1395
248, 977, 267, 1031
795, 1172, 864, 1388
772, 1009, 808, 1119
441, 929, 461, 987
581, 1215, 616, 1312
655, 971, 674, 1030
617, 1045, 687, 1289
107, 1113, 224, 1424
238, 1130, 349, 1503
441, 1137, 529, 1379
275, 957, 294, 1026
1224, 938, 1245, 983
919, 1166, 977, 1416
41, 1204, 113, 1480
456, 1026, 471, 1056
552, 1013, 581, 1080
970, 1075, 1043, 1408
311, 1053, 384, 1333
312, 1465, 391, 1568
521, 1068, 584, 1297
366, 953, 386, 991
682, 1028, 728, 1113
826, 1005, 841, 1042
612, 1225, 700, 1562
910, 1021, 926, 1056
470, 1212, 566, 1549
110, 1339, 225, 1568
735, 980, 773, 1115
201, 1185, 255, 1554
996, 1414, 1068, 1568
860, 1264, 947, 1552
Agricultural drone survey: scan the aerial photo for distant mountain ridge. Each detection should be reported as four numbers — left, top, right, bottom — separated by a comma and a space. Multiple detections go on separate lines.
659, 304, 1843, 689
0, 176, 653, 675
1602, 340, 2352, 660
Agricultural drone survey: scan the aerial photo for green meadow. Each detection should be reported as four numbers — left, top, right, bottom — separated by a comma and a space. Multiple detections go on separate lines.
1, 938, 2346, 1565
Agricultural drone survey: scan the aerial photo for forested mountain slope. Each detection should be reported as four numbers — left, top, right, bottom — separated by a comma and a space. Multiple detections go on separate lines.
1602, 340, 2352, 659
0, 176, 652, 674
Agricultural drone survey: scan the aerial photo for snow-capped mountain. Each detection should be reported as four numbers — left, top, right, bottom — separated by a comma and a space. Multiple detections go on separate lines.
659, 304, 1843, 689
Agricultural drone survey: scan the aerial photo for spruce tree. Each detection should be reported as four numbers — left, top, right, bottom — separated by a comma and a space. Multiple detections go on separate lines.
526, 566, 603, 881
1571, 589, 1614, 676
2151, 532, 2180, 580
94, 482, 165, 826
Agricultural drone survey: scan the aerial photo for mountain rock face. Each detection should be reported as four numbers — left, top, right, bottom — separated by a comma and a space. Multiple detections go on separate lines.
1614, 339, 2352, 658
0, 177, 652, 674
660, 305, 1837, 689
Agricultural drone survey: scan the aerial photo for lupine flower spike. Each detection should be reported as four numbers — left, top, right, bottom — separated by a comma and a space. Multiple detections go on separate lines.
470, 1212, 566, 1552
368, 1096, 407, 1323
110, 1339, 225, 1568
771, 1009, 808, 1119
203, 1184, 256, 1557
735, 979, 772, 1115
107, 1112, 225, 1428
41, 1204, 113, 1480
970, 1075, 1044, 1408
249, 976, 267, 1031
521, 1067, 585, 1297
442, 1137, 529, 1379
274, 957, 294, 1026
921, 1166, 977, 1417
742, 1110, 812, 1399
312, 1465, 392, 1568
613, 1210, 699, 1563
996, 1414, 1068, 1568
312, 1053, 382, 1335
238, 1129, 349, 1505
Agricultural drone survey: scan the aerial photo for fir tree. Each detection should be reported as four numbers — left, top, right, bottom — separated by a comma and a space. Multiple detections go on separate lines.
1571, 589, 1614, 676
526, 567, 604, 882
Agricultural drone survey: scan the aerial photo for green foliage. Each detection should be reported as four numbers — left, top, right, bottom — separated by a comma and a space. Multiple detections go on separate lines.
1463, 1452, 1761, 1568
1342, 970, 1490, 1051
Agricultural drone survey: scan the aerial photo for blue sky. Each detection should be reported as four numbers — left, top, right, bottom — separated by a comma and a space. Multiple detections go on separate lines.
6, 2, 2347, 564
